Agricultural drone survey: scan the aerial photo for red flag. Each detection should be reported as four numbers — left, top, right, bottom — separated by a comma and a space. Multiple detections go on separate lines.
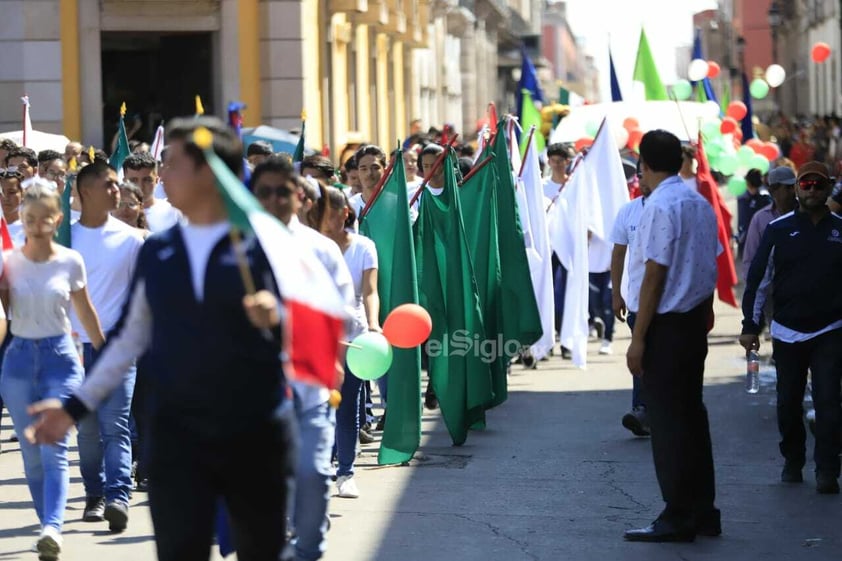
695, 136, 738, 307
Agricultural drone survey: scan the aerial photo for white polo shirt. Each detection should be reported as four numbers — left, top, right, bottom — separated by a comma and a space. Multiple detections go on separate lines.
609, 197, 645, 310
627, 175, 719, 314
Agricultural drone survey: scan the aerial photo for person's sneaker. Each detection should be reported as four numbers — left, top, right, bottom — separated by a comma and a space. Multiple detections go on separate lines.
83, 496, 105, 522
593, 317, 605, 340
521, 351, 537, 369
375, 413, 387, 431
336, 475, 360, 498
135, 478, 150, 492
36, 526, 62, 561
599, 340, 613, 355
816, 472, 840, 494
622, 406, 650, 437
9, 431, 18, 442
424, 390, 438, 410
561, 347, 572, 360
781, 462, 803, 483
358, 428, 375, 444
104, 501, 129, 533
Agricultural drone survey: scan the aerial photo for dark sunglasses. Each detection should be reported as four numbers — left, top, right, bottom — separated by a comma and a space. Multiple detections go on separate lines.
797, 179, 830, 191
255, 184, 293, 199
0, 167, 22, 179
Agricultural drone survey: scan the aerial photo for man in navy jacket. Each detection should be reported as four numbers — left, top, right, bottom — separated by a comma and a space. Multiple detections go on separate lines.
741, 161, 842, 495
27, 117, 297, 560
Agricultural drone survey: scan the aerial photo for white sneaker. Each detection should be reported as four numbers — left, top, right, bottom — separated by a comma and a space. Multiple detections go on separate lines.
36, 526, 62, 561
599, 340, 613, 355
336, 475, 360, 498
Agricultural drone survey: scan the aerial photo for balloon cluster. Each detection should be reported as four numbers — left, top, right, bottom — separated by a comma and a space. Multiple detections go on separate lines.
345, 304, 432, 381
574, 116, 643, 154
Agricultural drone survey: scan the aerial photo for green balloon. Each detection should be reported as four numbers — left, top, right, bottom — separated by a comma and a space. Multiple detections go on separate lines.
346, 332, 393, 381
750, 154, 770, 174
585, 120, 600, 138
705, 140, 724, 159
672, 80, 693, 101
727, 176, 748, 196
718, 154, 738, 175
737, 145, 756, 165
701, 121, 722, 141
750, 79, 770, 99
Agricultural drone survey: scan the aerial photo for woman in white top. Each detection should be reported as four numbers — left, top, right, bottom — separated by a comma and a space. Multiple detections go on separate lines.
320, 186, 380, 499
0, 183, 104, 560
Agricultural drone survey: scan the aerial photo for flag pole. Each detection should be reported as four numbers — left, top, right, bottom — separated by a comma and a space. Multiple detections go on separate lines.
229, 228, 257, 295
459, 155, 493, 186
546, 118, 607, 212
357, 154, 397, 221
518, 126, 536, 177
669, 91, 694, 143
409, 135, 459, 206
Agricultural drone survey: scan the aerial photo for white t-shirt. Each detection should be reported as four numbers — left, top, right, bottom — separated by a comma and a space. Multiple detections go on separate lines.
543, 178, 563, 201
609, 197, 645, 309
348, 193, 367, 223
145, 199, 181, 233
70, 216, 145, 342
179, 221, 230, 301
342, 233, 378, 339
6, 220, 25, 247
4, 246, 87, 338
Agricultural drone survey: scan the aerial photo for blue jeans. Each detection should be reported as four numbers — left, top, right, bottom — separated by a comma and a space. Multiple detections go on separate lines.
292, 398, 335, 561
0, 334, 84, 532
77, 342, 136, 504
334, 365, 363, 477
552, 255, 567, 336
589, 271, 615, 342
627, 312, 644, 409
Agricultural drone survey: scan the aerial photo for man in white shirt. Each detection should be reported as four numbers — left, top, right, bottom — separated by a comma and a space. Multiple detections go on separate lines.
252, 155, 353, 561
122, 152, 181, 232
542, 143, 574, 201
71, 161, 145, 533
624, 130, 721, 543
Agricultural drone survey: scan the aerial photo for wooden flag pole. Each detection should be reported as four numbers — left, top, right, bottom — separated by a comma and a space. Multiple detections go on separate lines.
459, 155, 493, 186
409, 135, 459, 206
518, 126, 536, 178
546, 118, 607, 212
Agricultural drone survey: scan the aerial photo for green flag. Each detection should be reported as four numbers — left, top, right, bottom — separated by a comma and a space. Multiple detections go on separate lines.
489, 126, 543, 406
359, 150, 422, 465
632, 29, 668, 101
520, 90, 545, 154
111, 103, 131, 172
415, 151, 492, 445
55, 175, 73, 247
293, 117, 305, 163
720, 80, 731, 115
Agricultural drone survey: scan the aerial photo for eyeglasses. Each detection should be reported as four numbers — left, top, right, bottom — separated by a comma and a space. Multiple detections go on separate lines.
797, 179, 830, 191
0, 167, 21, 178
44, 170, 67, 181
255, 185, 293, 199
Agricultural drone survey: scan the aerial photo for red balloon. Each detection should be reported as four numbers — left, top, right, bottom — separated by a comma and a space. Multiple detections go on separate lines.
622, 117, 639, 131
812, 42, 831, 63
707, 61, 721, 79
626, 128, 644, 150
574, 137, 593, 152
726, 101, 748, 121
720, 117, 738, 134
383, 304, 432, 348
760, 142, 779, 161
734, 128, 744, 141
746, 138, 764, 152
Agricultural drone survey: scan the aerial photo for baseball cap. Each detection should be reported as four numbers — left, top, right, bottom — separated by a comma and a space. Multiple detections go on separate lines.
796, 161, 831, 181
767, 166, 796, 186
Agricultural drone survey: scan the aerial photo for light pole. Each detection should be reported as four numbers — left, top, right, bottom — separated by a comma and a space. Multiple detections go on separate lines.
768, 1, 782, 113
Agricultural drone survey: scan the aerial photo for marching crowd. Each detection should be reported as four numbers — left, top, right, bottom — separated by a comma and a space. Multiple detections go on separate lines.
0, 108, 840, 561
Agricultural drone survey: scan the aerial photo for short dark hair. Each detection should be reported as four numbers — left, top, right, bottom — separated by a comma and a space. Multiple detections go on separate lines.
745, 169, 763, 188
301, 155, 336, 178
0, 139, 17, 152
547, 143, 575, 159
457, 157, 473, 177
246, 141, 274, 157
165, 116, 244, 176
250, 155, 295, 190
76, 160, 114, 191
37, 149, 62, 164
343, 156, 358, 171
354, 145, 386, 167
420, 144, 444, 159
639, 130, 683, 175
122, 151, 158, 173
5, 146, 37, 167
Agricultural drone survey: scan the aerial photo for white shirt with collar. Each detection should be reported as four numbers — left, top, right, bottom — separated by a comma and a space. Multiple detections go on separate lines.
609, 197, 645, 309
628, 175, 719, 314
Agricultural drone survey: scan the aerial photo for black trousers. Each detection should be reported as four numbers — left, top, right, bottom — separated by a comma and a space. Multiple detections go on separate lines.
773, 329, 842, 477
642, 298, 716, 521
147, 405, 297, 561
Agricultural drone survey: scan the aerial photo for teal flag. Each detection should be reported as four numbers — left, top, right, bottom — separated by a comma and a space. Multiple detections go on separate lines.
293, 119, 305, 163
359, 150, 422, 465
55, 176, 72, 247
415, 151, 492, 445
111, 111, 131, 172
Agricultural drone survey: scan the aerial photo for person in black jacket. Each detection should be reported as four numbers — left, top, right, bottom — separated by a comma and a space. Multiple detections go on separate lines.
741, 161, 842, 494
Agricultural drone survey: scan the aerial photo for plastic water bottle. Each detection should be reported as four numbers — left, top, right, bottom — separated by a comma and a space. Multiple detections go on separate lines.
746, 350, 760, 394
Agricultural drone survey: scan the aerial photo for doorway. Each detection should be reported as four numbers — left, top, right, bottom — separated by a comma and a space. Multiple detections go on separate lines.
101, 32, 213, 147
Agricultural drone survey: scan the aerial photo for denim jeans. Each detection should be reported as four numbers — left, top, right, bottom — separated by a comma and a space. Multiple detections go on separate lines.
335, 365, 363, 477
588, 271, 615, 342
627, 312, 644, 409
552, 255, 567, 336
291, 398, 335, 561
77, 341, 136, 504
0, 334, 84, 532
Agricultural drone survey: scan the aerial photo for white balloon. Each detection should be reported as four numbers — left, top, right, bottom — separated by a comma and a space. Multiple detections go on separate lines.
688, 58, 709, 81
613, 126, 629, 149
765, 64, 786, 88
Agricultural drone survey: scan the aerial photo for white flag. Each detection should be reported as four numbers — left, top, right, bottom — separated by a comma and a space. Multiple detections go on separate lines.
21, 96, 32, 149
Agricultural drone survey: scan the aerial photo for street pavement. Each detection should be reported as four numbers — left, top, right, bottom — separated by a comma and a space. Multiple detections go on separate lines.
1, 300, 841, 561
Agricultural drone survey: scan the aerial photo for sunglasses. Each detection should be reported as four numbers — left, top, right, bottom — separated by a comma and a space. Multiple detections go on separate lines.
797, 179, 830, 191
255, 185, 293, 199
0, 167, 21, 179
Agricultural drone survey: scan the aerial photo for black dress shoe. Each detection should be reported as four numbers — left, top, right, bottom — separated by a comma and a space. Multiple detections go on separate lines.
695, 508, 721, 537
816, 472, 840, 494
624, 518, 695, 543
781, 462, 803, 483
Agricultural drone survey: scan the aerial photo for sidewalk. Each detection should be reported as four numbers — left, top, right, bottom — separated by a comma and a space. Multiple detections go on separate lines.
1, 300, 840, 560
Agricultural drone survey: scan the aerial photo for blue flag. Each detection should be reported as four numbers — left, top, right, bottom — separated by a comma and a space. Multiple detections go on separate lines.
740, 72, 755, 140
516, 46, 544, 121
609, 51, 623, 102
692, 28, 718, 106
